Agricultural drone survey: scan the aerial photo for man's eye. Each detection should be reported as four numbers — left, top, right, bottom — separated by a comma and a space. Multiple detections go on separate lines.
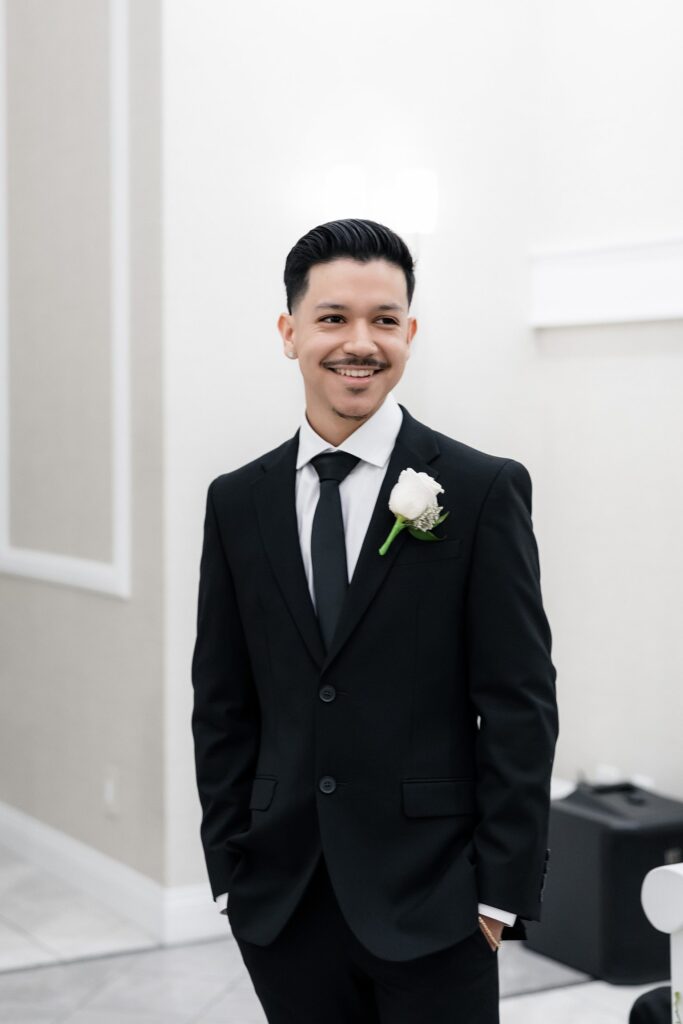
318, 316, 399, 325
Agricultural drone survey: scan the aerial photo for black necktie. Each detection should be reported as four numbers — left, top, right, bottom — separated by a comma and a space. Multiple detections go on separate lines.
309, 450, 361, 651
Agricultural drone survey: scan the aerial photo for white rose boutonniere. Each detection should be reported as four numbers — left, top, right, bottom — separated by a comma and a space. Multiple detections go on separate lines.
378, 468, 450, 556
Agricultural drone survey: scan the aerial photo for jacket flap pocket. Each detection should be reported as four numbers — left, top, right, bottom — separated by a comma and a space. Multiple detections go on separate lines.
249, 776, 278, 811
402, 778, 476, 817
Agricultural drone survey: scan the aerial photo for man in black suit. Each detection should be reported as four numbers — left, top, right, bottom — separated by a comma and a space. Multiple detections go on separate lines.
191, 218, 559, 1022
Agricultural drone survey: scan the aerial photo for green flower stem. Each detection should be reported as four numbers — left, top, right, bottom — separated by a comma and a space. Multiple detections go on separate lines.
378, 515, 407, 556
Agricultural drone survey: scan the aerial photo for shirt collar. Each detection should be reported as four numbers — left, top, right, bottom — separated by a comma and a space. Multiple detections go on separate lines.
296, 391, 403, 470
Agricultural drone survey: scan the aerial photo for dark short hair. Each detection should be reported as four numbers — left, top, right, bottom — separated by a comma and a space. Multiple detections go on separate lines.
284, 218, 415, 314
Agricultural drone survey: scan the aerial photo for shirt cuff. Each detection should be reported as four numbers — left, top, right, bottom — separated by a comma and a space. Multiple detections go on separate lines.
477, 902, 517, 926
215, 891, 228, 914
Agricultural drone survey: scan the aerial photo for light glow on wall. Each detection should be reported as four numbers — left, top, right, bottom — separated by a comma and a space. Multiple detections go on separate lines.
319, 165, 438, 236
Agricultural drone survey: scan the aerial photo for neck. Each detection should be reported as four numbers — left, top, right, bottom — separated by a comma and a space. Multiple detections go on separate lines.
305, 399, 383, 447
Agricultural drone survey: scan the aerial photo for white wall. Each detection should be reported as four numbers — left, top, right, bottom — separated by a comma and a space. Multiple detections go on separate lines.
163, 0, 683, 888
534, 0, 683, 244
162, 0, 551, 885
529, 0, 683, 797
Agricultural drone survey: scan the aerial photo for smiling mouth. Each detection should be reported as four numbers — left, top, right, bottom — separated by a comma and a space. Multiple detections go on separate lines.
326, 367, 384, 378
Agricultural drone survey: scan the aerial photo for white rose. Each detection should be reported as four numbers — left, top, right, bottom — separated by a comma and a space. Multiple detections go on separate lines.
388, 468, 444, 521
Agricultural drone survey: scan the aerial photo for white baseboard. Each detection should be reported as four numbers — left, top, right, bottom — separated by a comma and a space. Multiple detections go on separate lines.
0, 799, 226, 946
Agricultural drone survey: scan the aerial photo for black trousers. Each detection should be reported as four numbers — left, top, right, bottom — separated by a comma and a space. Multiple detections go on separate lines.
233, 853, 500, 1023
629, 987, 671, 1024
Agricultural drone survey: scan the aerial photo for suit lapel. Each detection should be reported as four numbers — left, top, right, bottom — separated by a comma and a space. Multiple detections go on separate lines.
252, 403, 441, 675
252, 437, 326, 669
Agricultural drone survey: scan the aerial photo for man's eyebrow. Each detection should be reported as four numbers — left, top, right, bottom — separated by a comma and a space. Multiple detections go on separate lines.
313, 302, 404, 312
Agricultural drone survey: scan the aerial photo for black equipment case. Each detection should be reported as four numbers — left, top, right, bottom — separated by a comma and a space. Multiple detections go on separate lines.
525, 781, 683, 983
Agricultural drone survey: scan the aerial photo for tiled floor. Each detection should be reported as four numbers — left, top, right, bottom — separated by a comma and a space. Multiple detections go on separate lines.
0, 843, 669, 1022
0, 846, 157, 972
0, 936, 667, 1023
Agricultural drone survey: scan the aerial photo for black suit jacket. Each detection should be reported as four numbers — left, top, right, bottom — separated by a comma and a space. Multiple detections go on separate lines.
191, 402, 559, 961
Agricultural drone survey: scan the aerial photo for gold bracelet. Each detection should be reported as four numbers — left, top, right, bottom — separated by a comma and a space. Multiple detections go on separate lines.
478, 915, 502, 950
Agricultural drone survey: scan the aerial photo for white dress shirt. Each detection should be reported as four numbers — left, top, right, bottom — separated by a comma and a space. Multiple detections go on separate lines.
215, 392, 516, 927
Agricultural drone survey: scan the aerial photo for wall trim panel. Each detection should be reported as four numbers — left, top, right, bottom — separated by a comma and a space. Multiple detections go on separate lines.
0, 0, 131, 598
530, 237, 683, 328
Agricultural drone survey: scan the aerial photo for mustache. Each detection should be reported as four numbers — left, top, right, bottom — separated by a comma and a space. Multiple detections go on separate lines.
323, 361, 387, 370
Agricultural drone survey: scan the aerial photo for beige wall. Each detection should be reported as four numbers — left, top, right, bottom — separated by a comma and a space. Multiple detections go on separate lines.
0, 0, 165, 882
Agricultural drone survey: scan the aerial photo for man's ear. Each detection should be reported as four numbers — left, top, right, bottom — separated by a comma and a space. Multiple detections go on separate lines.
277, 312, 294, 352
406, 316, 418, 355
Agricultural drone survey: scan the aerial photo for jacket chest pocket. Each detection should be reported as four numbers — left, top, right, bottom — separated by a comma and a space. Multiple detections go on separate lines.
402, 777, 476, 817
392, 537, 462, 568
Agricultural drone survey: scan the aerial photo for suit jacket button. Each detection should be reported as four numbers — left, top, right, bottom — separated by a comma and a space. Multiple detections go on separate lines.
319, 685, 336, 702
319, 776, 336, 794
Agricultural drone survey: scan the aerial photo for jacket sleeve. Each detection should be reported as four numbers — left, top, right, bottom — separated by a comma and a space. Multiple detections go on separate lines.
465, 459, 559, 924
191, 479, 262, 898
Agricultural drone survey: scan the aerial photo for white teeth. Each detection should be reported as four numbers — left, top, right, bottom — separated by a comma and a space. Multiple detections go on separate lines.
333, 368, 376, 377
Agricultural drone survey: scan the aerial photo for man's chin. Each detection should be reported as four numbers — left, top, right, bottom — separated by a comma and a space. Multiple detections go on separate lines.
330, 395, 384, 421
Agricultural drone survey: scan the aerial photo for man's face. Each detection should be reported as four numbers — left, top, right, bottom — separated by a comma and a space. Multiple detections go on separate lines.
278, 258, 417, 430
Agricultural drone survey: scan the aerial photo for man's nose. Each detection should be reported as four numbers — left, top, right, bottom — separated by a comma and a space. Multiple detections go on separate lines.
344, 321, 378, 351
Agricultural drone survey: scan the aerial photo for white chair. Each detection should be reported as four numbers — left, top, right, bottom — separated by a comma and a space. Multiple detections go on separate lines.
639, 863, 683, 1024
